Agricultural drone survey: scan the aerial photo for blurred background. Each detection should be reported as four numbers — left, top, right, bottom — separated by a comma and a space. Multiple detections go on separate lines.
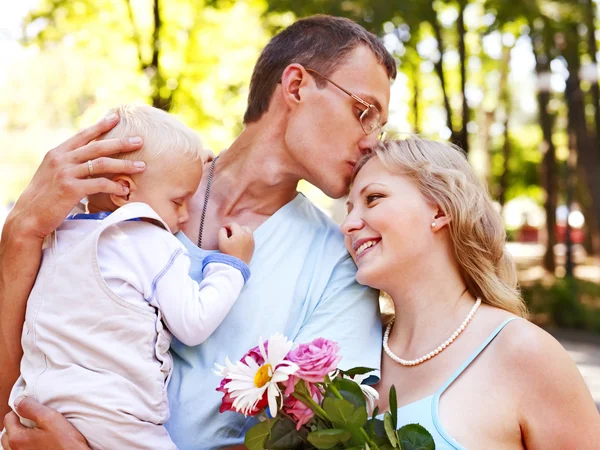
1, 0, 599, 401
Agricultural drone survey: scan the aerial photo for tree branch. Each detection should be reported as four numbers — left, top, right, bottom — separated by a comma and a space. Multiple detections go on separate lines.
124, 0, 146, 72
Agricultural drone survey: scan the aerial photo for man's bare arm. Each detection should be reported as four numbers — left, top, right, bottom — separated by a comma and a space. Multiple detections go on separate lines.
0, 216, 46, 417
0, 113, 146, 416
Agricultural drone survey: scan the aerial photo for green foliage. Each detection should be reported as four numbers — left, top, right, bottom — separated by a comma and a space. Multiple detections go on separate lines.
523, 277, 600, 333
322, 397, 368, 429
267, 416, 309, 449
396, 424, 436, 450
490, 125, 545, 203
307, 429, 353, 448
324, 377, 367, 410
245, 419, 273, 450
245, 380, 435, 450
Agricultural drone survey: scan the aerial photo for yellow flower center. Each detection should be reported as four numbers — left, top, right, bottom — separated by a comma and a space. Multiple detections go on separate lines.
254, 364, 273, 388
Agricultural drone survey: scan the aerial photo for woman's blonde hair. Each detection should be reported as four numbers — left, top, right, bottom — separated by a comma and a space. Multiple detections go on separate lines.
99, 104, 205, 164
358, 137, 527, 318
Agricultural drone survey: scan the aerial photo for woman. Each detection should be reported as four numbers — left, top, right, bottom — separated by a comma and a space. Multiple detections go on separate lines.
341, 137, 600, 449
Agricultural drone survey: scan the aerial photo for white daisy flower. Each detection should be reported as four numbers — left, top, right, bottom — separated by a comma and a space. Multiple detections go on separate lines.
216, 333, 299, 417
344, 372, 379, 415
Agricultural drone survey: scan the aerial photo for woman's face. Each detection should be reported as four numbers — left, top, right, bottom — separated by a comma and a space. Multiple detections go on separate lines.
341, 156, 440, 289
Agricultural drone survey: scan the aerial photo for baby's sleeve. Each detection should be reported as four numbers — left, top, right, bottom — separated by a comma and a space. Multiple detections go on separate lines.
148, 250, 250, 346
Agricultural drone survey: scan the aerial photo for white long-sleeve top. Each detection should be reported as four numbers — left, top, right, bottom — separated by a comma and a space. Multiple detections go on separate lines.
9, 202, 249, 449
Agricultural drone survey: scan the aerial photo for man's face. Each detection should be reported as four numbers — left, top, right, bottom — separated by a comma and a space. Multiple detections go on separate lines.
284, 45, 391, 199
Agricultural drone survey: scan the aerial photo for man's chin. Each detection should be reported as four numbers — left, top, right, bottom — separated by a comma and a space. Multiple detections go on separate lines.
321, 183, 350, 200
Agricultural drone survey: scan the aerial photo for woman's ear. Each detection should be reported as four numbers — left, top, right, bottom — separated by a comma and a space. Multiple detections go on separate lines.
431, 208, 451, 231
109, 176, 135, 207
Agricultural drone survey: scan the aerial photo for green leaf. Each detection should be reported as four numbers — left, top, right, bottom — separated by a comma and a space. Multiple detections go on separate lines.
397, 424, 436, 450
383, 412, 399, 448
369, 406, 380, 435
322, 397, 368, 429
307, 429, 353, 449
244, 419, 273, 450
265, 415, 308, 449
371, 418, 386, 438
389, 385, 398, 430
341, 366, 376, 377
326, 377, 367, 409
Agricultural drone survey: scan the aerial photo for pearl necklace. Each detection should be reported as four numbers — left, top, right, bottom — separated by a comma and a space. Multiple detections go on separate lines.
383, 298, 482, 367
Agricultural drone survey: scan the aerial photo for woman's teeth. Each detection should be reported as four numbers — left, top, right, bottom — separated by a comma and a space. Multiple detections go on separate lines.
356, 240, 378, 256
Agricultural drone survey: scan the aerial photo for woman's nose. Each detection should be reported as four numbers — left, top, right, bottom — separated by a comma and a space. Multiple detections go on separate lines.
340, 211, 364, 236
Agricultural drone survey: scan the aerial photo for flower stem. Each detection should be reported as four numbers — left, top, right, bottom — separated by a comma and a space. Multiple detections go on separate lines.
328, 379, 380, 450
291, 392, 329, 422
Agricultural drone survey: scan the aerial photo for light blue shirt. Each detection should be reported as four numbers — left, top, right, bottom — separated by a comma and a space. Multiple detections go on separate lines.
166, 193, 381, 449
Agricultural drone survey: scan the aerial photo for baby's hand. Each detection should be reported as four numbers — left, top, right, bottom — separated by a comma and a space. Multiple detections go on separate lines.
218, 223, 254, 265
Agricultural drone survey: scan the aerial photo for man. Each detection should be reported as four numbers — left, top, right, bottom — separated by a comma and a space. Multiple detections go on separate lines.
0, 15, 395, 449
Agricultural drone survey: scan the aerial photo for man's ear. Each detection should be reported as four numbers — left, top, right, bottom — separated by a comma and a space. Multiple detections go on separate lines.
109, 176, 135, 207
279, 63, 308, 106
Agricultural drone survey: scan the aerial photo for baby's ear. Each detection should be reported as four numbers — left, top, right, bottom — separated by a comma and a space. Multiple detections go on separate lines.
109, 176, 135, 207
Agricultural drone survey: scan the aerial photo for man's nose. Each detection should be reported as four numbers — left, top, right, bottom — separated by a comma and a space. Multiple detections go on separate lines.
357, 132, 381, 156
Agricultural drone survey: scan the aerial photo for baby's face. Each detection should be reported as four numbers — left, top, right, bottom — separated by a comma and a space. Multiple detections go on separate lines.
133, 157, 203, 233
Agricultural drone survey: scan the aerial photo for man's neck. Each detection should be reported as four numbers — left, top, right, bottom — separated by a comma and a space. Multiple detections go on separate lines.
208, 124, 301, 217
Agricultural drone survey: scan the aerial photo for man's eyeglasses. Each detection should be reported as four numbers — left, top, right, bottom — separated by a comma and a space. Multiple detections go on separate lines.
305, 68, 383, 136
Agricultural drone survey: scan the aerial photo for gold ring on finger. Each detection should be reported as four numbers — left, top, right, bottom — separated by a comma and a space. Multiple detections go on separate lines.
87, 159, 94, 177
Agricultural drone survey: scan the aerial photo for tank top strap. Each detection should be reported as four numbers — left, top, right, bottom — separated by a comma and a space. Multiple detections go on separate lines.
437, 316, 521, 396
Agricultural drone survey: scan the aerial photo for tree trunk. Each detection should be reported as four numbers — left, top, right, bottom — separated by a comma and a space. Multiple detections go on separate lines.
125, 0, 172, 111
150, 0, 172, 111
584, 0, 600, 255
585, 0, 600, 151
497, 41, 513, 208
413, 63, 420, 133
563, 25, 600, 256
429, 11, 454, 138
457, 0, 469, 153
531, 24, 558, 272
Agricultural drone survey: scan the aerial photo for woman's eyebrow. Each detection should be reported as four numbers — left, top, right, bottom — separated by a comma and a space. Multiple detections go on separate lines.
359, 182, 386, 195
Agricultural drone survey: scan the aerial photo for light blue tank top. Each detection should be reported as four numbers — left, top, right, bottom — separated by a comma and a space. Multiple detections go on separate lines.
381, 317, 519, 450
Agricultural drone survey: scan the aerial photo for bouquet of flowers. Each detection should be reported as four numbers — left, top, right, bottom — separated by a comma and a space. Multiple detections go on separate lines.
215, 334, 435, 450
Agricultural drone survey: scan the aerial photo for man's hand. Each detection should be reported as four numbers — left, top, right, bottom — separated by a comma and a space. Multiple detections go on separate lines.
0, 113, 148, 414
11, 112, 146, 240
1, 398, 89, 450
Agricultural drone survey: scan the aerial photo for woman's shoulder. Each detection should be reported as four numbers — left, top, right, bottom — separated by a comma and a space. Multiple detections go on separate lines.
490, 313, 568, 366
482, 309, 594, 407
482, 313, 600, 445
477, 308, 569, 371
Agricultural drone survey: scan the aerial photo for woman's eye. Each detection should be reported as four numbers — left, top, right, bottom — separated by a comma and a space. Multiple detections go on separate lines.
366, 194, 382, 204
172, 200, 182, 206
355, 107, 365, 119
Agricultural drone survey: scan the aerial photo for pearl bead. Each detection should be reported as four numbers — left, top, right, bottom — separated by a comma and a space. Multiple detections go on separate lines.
383, 298, 482, 367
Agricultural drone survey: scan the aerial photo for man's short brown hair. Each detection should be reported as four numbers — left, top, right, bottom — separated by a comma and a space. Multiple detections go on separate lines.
243, 15, 397, 124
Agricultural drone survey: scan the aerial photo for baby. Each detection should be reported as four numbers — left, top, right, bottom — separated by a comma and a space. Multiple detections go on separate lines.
7, 105, 254, 449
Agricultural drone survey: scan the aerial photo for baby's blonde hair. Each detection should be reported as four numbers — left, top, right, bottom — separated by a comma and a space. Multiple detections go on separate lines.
357, 137, 527, 318
99, 104, 205, 164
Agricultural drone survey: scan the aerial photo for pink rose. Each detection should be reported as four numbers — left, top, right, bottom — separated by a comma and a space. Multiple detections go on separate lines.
241, 344, 266, 366
282, 381, 323, 430
287, 338, 342, 383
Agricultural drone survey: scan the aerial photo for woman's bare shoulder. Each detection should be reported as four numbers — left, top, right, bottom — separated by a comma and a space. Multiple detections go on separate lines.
491, 316, 600, 446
